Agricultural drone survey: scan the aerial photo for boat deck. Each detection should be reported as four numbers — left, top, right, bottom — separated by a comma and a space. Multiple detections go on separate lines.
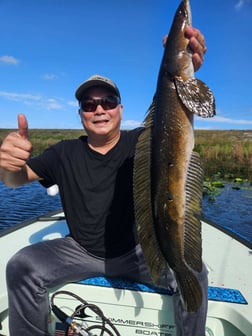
0, 211, 251, 335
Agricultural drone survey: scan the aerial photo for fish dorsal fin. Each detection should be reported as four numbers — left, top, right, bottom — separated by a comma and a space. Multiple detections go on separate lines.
175, 76, 216, 118
133, 99, 166, 283
184, 151, 204, 272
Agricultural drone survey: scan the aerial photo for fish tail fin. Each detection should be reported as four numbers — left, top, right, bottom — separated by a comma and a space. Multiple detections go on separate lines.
175, 267, 203, 312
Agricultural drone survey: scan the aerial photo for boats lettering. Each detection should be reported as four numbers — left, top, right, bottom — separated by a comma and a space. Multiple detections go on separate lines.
96, 315, 176, 333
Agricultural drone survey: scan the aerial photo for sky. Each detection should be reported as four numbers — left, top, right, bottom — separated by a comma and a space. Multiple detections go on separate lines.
0, 0, 252, 130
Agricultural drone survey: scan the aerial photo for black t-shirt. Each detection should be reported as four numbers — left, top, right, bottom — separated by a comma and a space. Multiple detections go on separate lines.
27, 128, 143, 258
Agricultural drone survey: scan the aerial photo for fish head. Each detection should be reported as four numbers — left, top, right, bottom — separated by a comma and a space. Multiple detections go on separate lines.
161, 0, 193, 79
174, 0, 192, 27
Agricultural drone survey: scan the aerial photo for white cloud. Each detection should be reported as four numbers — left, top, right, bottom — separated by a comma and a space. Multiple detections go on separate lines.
42, 73, 57, 80
196, 115, 252, 125
0, 91, 41, 102
45, 98, 62, 110
68, 100, 79, 107
0, 90, 63, 111
121, 119, 142, 129
235, 0, 252, 10
235, 0, 244, 9
0, 55, 19, 65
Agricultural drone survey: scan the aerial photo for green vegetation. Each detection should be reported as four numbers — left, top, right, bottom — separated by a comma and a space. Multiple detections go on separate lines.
1, 128, 252, 180
0, 129, 86, 156
194, 130, 252, 180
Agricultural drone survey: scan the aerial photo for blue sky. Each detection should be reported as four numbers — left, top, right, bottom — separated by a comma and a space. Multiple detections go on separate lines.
0, 0, 252, 130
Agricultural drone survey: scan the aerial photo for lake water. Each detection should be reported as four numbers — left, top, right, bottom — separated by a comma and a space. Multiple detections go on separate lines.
0, 181, 62, 229
0, 180, 251, 244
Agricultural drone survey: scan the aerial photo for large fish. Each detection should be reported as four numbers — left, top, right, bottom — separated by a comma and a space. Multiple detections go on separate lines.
133, 0, 215, 313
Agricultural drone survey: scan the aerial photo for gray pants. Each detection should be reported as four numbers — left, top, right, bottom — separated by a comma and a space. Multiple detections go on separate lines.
6, 237, 208, 336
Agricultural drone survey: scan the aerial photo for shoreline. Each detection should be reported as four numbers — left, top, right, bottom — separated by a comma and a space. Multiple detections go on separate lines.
1, 129, 252, 180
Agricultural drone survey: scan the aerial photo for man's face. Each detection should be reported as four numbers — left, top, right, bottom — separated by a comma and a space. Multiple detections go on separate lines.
79, 86, 123, 140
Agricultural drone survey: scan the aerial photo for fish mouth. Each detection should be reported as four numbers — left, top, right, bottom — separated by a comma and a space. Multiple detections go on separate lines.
181, 0, 192, 26
175, 0, 192, 28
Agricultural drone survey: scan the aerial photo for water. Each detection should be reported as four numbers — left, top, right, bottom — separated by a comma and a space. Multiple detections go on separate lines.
0, 181, 62, 229
0, 180, 252, 244
202, 182, 252, 244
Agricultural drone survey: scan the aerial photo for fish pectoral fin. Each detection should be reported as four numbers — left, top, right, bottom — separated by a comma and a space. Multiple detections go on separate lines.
175, 76, 216, 118
184, 151, 204, 272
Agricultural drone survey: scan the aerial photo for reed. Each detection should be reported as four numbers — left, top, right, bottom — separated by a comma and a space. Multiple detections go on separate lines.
195, 130, 252, 180
1, 129, 252, 180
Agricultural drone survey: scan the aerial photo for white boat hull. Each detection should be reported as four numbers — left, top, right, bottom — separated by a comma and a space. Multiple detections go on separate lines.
0, 210, 251, 336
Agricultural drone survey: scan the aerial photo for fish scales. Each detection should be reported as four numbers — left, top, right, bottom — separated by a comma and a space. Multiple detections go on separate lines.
133, 0, 215, 313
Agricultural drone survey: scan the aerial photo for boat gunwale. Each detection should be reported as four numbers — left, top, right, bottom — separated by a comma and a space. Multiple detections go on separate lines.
201, 215, 252, 250
0, 208, 64, 238
1, 209, 251, 251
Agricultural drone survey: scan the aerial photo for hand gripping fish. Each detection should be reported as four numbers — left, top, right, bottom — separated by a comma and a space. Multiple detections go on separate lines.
133, 0, 216, 312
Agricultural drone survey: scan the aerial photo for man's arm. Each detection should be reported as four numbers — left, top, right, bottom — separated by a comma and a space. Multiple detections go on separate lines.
0, 164, 40, 188
0, 114, 41, 187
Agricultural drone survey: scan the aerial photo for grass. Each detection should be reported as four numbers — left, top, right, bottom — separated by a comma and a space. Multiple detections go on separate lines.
0, 129, 85, 156
1, 128, 252, 180
194, 130, 252, 180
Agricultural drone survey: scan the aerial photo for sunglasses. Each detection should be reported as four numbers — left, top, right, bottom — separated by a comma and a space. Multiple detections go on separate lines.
80, 96, 121, 112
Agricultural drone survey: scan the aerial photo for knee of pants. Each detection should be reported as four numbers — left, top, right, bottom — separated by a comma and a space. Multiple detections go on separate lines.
6, 246, 36, 289
198, 262, 209, 286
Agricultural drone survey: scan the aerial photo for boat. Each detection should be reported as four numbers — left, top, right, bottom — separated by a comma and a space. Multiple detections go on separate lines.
0, 209, 251, 336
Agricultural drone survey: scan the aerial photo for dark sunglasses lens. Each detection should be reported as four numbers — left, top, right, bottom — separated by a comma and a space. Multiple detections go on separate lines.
81, 101, 97, 112
81, 96, 120, 112
102, 97, 118, 110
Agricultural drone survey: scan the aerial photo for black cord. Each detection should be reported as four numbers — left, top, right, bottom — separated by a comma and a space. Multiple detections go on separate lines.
86, 324, 115, 336
50, 290, 121, 336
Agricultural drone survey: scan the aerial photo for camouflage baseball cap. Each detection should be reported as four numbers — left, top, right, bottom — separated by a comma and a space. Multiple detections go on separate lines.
75, 74, 121, 101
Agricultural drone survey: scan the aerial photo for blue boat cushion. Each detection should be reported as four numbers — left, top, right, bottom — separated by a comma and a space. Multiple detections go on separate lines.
78, 276, 174, 295
78, 277, 247, 304
208, 286, 247, 304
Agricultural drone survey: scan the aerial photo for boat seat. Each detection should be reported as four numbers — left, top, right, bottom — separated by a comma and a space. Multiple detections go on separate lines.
77, 276, 248, 304
78, 276, 174, 295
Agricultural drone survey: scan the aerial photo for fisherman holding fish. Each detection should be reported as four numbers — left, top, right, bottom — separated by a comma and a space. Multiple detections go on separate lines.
0, 4, 210, 336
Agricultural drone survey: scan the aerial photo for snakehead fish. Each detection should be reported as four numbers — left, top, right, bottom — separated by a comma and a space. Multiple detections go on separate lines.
133, 0, 215, 312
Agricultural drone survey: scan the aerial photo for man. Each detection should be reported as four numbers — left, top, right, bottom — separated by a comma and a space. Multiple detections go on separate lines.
0, 27, 207, 336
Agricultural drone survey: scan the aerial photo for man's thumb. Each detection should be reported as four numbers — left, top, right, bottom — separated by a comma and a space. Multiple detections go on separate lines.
18, 114, 29, 140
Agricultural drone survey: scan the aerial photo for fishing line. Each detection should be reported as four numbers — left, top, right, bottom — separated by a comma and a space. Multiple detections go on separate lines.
50, 290, 121, 336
